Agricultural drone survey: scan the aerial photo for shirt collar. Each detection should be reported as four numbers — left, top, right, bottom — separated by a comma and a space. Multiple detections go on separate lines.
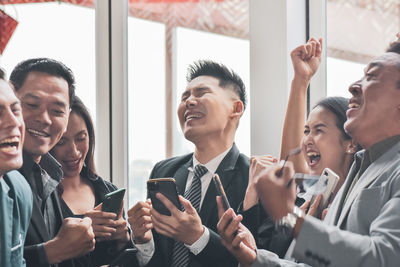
22, 151, 63, 182
190, 145, 232, 175
367, 134, 400, 163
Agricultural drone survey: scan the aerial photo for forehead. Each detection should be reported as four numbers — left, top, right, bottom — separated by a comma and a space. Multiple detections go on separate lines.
366, 52, 400, 72
67, 112, 87, 131
17, 71, 69, 104
306, 106, 337, 127
0, 80, 19, 105
185, 75, 221, 91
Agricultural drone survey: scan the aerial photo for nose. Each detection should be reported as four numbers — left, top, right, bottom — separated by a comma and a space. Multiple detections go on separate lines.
3, 109, 22, 129
66, 141, 80, 158
35, 108, 51, 126
303, 132, 314, 146
185, 95, 197, 108
348, 80, 362, 97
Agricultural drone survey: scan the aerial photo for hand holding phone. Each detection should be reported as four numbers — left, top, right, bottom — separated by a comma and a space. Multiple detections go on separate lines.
309, 168, 339, 217
102, 188, 126, 219
147, 178, 182, 216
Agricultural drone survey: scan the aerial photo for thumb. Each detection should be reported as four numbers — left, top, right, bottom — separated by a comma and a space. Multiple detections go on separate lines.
94, 203, 102, 211
180, 195, 197, 215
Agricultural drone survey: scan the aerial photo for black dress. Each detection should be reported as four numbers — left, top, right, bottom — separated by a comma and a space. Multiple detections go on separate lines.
59, 166, 129, 267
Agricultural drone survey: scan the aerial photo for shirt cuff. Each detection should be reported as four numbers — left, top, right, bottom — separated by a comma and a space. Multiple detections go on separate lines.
131, 235, 155, 266
38, 243, 50, 266
185, 226, 210, 255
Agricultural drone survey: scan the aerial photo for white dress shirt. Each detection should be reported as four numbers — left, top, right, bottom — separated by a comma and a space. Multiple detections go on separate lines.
133, 146, 232, 266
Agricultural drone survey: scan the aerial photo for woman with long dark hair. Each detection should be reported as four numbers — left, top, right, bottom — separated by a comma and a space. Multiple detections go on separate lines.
51, 96, 131, 266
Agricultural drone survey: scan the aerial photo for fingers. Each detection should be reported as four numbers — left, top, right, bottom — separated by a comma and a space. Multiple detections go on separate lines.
307, 194, 322, 217
127, 201, 151, 218
93, 224, 116, 237
179, 195, 197, 215
300, 200, 310, 213
217, 208, 238, 242
322, 207, 329, 221
85, 210, 117, 220
156, 193, 181, 216
94, 203, 102, 210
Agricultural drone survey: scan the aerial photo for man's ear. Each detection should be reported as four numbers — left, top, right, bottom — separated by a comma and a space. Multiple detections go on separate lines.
345, 139, 359, 154
231, 100, 244, 118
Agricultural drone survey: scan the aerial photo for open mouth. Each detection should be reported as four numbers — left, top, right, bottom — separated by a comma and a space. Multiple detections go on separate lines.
348, 103, 360, 109
63, 158, 82, 168
0, 136, 20, 153
307, 152, 321, 166
27, 128, 50, 138
185, 112, 203, 122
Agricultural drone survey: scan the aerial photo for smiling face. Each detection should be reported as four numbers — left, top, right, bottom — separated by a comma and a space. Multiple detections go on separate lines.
51, 112, 89, 178
0, 80, 25, 177
302, 106, 351, 176
177, 75, 240, 144
15, 71, 70, 162
344, 52, 400, 149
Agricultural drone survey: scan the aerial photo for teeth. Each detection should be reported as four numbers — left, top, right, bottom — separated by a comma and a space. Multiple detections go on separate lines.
186, 114, 201, 120
27, 129, 48, 137
307, 152, 320, 157
0, 146, 17, 152
0, 136, 19, 145
349, 103, 360, 109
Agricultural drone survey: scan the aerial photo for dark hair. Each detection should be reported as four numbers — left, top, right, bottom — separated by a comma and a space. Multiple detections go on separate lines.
186, 60, 247, 109
313, 97, 351, 140
386, 40, 400, 54
71, 96, 97, 177
0, 68, 5, 80
9, 58, 75, 105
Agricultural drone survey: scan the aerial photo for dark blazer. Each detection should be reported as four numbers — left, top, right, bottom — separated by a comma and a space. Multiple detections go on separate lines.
19, 153, 73, 267
0, 170, 33, 267
145, 144, 249, 267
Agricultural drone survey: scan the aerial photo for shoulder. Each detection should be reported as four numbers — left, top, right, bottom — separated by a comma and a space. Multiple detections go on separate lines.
4, 170, 32, 197
150, 153, 193, 177
90, 174, 119, 192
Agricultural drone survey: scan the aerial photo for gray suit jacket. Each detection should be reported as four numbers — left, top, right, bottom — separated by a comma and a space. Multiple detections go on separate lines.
251, 140, 400, 267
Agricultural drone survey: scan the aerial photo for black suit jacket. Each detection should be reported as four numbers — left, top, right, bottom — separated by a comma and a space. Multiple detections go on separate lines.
144, 144, 249, 267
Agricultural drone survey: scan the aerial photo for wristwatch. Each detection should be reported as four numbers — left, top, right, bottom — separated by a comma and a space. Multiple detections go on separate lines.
276, 206, 304, 235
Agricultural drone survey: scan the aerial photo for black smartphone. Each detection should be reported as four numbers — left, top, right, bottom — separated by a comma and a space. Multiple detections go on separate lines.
108, 247, 138, 267
147, 178, 182, 216
212, 174, 231, 211
102, 188, 126, 219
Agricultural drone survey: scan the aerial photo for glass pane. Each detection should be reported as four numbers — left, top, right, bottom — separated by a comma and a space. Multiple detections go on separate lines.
128, 18, 166, 206
326, 0, 399, 97
0, 2, 96, 121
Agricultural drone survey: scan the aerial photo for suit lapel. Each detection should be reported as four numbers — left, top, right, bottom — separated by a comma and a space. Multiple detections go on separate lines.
0, 178, 13, 263
199, 144, 239, 224
173, 158, 192, 195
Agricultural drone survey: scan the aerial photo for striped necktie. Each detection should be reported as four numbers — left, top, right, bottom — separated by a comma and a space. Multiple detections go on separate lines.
170, 165, 208, 267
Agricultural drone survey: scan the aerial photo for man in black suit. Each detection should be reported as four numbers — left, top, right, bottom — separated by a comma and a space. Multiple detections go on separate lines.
128, 60, 249, 267
10, 58, 95, 267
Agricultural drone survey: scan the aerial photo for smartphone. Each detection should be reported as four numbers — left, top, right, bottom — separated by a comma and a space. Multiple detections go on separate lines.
102, 188, 126, 219
309, 168, 339, 217
212, 174, 231, 211
108, 247, 138, 267
147, 178, 182, 216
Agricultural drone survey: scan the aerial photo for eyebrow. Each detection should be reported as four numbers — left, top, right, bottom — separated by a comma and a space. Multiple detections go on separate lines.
21, 93, 67, 108
181, 86, 210, 98
364, 62, 383, 73
312, 123, 327, 129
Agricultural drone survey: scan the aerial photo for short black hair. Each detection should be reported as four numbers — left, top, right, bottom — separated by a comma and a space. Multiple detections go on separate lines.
186, 60, 247, 109
0, 68, 5, 80
9, 58, 75, 105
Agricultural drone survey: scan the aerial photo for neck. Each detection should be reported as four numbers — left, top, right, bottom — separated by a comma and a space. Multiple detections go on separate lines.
193, 137, 234, 164
62, 174, 83, 190
32, 155, 42, 164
